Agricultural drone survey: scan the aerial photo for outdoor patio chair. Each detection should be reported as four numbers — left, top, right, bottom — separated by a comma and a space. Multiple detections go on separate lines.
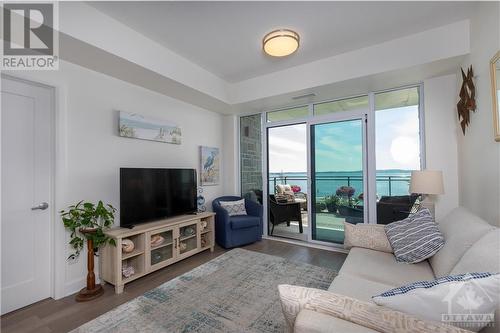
275, 184, 307, 210
376, 194, 419, 224
268, 195, 303, 235
338, 205, 364, 224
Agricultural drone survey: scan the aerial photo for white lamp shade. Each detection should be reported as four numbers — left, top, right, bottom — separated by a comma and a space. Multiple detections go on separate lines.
410, 170, 444, 195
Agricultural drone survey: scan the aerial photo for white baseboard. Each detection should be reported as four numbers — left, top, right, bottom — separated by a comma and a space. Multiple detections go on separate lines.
62, 276, 103, 299
262, 235, 349, 254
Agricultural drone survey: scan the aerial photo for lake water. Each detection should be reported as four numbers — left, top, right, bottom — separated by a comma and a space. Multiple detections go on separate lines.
269, 170, 411, 198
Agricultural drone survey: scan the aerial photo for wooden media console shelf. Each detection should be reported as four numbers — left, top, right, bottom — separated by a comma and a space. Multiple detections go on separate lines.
100, 212, 215, 294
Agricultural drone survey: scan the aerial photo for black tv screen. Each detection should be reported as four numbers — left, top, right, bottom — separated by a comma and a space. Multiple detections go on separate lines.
120, 168, 197, 227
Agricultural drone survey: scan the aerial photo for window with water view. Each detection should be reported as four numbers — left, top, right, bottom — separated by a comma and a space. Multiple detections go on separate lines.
375, 87, 421, 224
247, 85, 423, 244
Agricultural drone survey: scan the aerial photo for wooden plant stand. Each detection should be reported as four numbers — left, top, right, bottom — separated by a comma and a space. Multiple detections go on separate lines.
75, 229, 104, 302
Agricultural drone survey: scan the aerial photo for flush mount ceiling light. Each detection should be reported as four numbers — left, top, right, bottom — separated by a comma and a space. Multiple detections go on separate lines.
263, 29, 300, 57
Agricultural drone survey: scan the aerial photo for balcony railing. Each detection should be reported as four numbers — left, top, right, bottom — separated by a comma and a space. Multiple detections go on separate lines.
269, 175, 411, 197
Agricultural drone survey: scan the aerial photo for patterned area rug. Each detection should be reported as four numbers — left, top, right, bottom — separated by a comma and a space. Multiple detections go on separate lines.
72, 248, 336, 333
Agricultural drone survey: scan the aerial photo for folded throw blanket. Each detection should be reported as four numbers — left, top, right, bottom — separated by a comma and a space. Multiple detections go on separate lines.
278, 285, 473, 333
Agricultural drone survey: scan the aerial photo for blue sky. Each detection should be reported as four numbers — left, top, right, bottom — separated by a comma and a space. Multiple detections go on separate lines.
268, 106, 420, 173
375, 106, 421, 170
314, 120, 362, 172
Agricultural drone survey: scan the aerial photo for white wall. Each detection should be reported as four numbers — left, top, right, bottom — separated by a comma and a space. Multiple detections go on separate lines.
458, 2, 500, 226
222, 114, 239, 195
231, 20, 470, 103
423, 74, 460, 220
6, 60, 225, 297
60, 2, 230, 103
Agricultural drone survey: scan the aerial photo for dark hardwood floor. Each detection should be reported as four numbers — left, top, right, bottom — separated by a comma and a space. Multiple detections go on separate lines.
1, 239, 347, 333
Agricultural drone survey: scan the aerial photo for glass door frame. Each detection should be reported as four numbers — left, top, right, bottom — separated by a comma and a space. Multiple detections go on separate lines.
254, 83, 425, 248
307, 110, 370, 247
262, 104, 372, 249
264, 117, 310, 243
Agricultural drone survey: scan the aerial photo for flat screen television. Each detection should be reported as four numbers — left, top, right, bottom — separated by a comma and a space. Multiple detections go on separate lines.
120, 168, 197, 228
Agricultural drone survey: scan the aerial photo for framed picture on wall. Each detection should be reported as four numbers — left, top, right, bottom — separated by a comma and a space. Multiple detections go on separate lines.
200, 146, 220, 186
119, 111, 181, 144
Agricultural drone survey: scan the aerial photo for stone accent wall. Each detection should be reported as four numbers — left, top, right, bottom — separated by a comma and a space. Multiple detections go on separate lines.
240, 114, 262, 197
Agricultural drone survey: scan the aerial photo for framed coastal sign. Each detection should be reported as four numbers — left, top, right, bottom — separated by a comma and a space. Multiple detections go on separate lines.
200, 146, 220, 186
119, 111, 181, 144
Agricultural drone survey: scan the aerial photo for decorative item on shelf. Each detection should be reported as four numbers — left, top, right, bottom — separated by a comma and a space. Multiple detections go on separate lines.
201, 235, 208, 248
182, 226, 195, 238
60, 200, 116, 302
152, 251, 163, 263
122, 238, 135, 253
197, 196, 206, 212
179, 242, 187, 251
200, 146, 220, 185
457, 66, 476, 135
200, 220, 208, 232
122, 262, 135, 278
150, 234, 165, 248
197, 187, 206, 212
118, 111, 181, 144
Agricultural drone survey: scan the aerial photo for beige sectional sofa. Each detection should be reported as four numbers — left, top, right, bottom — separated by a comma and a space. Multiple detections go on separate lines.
294, 207, 500, 333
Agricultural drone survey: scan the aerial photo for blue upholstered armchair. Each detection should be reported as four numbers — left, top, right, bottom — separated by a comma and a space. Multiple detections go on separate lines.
212, 196, 263, 249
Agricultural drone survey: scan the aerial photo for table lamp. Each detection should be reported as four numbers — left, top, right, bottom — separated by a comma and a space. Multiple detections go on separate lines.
410, 170, 444, 217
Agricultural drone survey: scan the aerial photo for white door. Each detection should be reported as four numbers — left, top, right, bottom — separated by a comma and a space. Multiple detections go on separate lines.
1, 76, 54, 314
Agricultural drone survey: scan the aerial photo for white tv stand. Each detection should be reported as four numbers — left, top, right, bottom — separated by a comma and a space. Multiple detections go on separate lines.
100, 212, 215, 294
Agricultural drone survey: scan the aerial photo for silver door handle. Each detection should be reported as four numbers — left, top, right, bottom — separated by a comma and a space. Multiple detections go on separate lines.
31, 202, 49, 210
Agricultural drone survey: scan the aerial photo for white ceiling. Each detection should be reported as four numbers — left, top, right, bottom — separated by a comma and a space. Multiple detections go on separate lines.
90, 1, 475, 83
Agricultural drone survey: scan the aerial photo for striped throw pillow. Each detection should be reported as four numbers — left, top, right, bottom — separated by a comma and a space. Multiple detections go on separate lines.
385, 208, 444, 263
219, 199, 247, 216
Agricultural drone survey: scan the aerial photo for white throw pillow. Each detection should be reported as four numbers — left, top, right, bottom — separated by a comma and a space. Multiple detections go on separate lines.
343, 222, 393, 253
372, 272, 500, 332
219, 199, 247, 216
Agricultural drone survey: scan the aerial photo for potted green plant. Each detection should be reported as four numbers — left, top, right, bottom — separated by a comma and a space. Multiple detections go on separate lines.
324, 195, 340, 213
337, 197, 363, 219
60, 200, 116, 301
315, 201, 327, 212
61, 200, 117, 258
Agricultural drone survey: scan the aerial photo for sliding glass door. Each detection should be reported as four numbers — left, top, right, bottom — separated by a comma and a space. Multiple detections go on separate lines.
310, 118, 366, 244
255, 85, 424, 246
267, 123, 307, 241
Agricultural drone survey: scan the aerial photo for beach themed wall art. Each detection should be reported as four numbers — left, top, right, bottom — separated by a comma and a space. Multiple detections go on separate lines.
119, 111, 181, 144
200, 146, 220, 186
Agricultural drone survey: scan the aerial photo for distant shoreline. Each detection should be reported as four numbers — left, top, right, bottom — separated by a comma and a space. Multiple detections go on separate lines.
267, 170, 411, 197
269, 169, 412, 174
